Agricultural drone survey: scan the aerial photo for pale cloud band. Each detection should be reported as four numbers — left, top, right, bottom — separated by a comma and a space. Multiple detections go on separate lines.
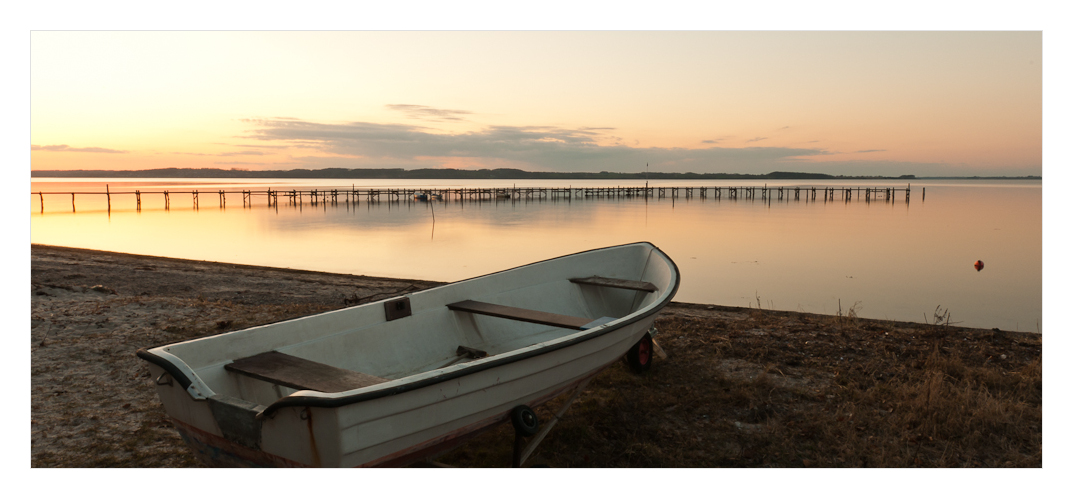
386, 104, 473, 122
244, 118, 829, 174
32, 144, 128, 154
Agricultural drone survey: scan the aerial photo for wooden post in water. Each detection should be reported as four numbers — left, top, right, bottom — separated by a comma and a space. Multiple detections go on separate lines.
922, 187, 925, 202
193, 190, 199, 210
164, 190, 170, 210
38, 192, 43, 213
71, 193, 75, 212
106, 184, 111, 212
136, 190, 141, 211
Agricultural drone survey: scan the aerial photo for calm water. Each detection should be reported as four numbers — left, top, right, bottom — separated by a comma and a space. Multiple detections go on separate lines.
30, 178, 1042, 332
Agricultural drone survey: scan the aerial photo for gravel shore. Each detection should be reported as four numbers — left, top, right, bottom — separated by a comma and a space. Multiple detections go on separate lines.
30, 244, 1042, 467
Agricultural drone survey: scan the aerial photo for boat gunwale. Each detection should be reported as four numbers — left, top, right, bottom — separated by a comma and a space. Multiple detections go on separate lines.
136, 241, 680, 417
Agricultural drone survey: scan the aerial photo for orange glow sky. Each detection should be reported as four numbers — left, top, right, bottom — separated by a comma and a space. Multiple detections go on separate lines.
30, 31, 1041, 176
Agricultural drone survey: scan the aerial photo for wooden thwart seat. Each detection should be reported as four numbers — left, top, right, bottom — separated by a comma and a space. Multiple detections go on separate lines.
570, 276, 658, 293
447, 299, 593, 330
225, 351, 388, 393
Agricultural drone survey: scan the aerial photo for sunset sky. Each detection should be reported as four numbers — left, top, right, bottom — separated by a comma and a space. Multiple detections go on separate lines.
30, 30, 1042, 177
12, 5, 1069, 493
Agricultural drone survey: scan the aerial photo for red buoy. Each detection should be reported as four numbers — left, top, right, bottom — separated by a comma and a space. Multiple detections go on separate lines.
974, 260, 984, 272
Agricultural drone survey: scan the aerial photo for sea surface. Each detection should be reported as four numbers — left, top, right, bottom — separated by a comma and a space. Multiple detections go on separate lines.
30, 177, 1042, 332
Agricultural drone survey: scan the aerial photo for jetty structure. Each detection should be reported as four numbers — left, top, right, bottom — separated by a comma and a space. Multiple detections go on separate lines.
32, 184, 914, 213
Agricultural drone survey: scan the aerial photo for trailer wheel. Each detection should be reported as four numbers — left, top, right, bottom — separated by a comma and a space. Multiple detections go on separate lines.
511, 405, 540, 437
627, 333, 653, 373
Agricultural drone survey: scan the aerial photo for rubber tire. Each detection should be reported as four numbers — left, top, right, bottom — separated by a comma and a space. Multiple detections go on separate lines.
627, 333, 654, 373
511, 405, 540, 437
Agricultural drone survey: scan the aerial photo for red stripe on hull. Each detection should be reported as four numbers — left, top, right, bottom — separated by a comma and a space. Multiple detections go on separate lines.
172, 418, 308, 467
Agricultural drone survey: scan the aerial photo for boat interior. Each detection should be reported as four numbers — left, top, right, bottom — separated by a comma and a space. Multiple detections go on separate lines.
155, 244, 676, 408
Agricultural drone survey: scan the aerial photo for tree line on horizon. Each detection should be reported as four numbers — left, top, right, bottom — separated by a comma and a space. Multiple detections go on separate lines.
28, 167, 1041, 180
30, 167, 931, 180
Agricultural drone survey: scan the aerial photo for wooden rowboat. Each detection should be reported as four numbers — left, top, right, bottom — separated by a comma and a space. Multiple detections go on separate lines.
137, 242, 679, 467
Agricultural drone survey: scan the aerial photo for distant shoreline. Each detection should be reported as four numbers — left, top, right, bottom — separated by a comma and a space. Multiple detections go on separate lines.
29, 167, 1041, 181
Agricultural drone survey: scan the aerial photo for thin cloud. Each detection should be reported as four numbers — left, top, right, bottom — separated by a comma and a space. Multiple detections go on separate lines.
703, 135, 733, 145
855, 149, 886, 153
745, 137, 768, 143
386, 104, 473, 122
32, 144, 128, 153
173, 150, 268, 156
777, 126, 790, 131
217, 151, 267, 157
233, 144, 291, 149
212, 142, 292, 149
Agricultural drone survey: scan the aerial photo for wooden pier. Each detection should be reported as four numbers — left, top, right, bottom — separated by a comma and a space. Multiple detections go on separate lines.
31, 184, 914, 213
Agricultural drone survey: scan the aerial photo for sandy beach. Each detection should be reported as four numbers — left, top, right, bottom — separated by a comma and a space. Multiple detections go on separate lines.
30, 244, 1041, 467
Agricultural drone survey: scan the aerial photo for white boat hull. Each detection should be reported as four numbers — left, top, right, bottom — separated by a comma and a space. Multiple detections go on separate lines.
139, 242, 679, 467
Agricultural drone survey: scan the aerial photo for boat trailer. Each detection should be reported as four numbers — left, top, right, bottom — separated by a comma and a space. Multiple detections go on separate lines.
429, 328, 666, 468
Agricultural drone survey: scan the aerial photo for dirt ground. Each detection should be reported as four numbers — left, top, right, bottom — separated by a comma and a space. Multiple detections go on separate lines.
29, 244, 1042, 467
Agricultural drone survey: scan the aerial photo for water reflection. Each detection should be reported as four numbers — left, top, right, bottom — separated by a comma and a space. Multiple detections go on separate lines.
30, 179, 1042, 332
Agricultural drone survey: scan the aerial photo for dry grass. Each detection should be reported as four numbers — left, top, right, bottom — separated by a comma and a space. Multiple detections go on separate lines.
436, 305, 1042, 467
